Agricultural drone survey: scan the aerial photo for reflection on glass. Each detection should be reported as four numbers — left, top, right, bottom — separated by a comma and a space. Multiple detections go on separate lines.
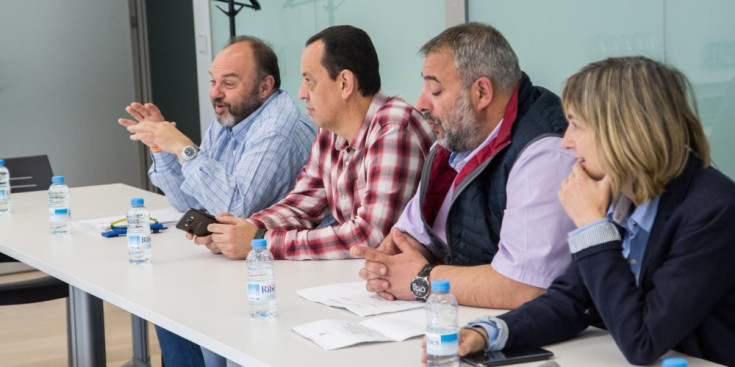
468, 0, 735, 179
209, 0, 444, 111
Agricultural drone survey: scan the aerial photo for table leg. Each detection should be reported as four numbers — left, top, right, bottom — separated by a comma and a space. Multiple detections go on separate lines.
121, 314, 151, 367
68, 286, 106, 367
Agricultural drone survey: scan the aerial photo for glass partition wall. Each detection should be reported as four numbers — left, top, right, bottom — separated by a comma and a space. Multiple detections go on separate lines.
205, 0, 735, 179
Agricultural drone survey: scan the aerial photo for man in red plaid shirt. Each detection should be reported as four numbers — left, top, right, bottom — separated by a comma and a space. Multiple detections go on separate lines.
190, 25, 435, 260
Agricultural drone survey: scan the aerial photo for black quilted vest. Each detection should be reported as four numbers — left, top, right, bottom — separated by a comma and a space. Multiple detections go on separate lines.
419, 73, 567, 265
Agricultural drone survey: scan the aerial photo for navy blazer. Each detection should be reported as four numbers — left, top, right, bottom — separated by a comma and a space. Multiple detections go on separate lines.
497, 156, 735, 365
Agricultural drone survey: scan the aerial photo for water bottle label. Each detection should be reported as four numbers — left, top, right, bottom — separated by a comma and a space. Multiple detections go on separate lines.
0, 189, 6, 198
248, 281, 276, 302
129, 212, 148, 221
49, 208, 70, 222
127, 234, 151, 249
426, 332, 459, 356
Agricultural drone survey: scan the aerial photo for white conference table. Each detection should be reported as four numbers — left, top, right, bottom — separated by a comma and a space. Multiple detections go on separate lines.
0, 184, 721, 366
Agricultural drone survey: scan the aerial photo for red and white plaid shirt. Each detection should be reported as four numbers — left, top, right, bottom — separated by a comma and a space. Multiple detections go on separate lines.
249, 93, 435, 260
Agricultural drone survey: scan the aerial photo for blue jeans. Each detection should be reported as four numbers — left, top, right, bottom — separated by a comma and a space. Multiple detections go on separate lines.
155, 325, 205, 367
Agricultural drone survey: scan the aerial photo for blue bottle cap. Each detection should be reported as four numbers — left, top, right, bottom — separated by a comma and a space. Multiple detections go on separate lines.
131, 197, 144, 206
0, 159, 4, 166
251, 239, 267, 249
662, 358, 688, 367
52, 175, 65, 183
431, 279, 450, 293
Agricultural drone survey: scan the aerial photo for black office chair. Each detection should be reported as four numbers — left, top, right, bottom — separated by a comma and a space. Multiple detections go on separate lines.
3, 154, 54, 193
0, 155, 61, 282
0, 155, 71, 356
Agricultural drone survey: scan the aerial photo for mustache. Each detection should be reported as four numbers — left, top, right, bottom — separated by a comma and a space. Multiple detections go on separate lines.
421, 111, 441, 125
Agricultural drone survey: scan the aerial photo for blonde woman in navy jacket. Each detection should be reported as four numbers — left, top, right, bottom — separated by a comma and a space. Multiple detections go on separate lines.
437, 57, 735, 366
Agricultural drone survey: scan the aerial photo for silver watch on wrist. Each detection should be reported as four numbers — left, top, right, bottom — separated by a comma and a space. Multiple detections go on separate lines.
179, 145, 199, 164
410, 263, 436, 301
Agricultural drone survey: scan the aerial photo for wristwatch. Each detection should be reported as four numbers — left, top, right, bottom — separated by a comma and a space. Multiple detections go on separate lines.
179, 145, 199, 164
254, 228, 267, 240
410, 263, 436, 301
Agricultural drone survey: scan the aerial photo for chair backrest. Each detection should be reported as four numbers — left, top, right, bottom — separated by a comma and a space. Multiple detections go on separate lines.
3, 155, 53, 193
0, 154, 69, 306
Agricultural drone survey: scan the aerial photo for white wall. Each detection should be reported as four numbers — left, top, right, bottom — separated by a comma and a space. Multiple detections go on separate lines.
0, 1, 143, 188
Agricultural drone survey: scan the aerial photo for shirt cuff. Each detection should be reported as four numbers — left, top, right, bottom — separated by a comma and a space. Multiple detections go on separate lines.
567, 220, 620, 254
252, 219, 280, 258
150, 150, 178, 172
467, 316, 508, 352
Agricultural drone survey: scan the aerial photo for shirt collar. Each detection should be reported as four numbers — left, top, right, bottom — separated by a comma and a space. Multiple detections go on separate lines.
607, 194, 661, 233
449, 118, 504, 172
334, 92, 388, 151
228, 89, 282, 142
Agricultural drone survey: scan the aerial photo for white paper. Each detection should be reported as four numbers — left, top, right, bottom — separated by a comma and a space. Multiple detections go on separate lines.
297, 282, 424, 317
76, 207, 183, 233
293, 309, 425, 350
360, 309, 426, 341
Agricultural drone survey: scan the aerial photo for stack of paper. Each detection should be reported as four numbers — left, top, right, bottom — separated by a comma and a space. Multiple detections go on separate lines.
294, 282, 426, 350
292, 309, 425, 350
76, 207, 183, 233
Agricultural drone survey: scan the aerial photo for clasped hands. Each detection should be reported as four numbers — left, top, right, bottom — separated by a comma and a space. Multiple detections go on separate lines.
350, 227, 432, 301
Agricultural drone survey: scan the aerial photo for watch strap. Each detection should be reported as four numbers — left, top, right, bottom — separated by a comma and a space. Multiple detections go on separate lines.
417, 263, 435, 278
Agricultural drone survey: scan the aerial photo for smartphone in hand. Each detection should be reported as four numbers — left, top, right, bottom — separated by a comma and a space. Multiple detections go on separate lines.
176, 208, 217, 236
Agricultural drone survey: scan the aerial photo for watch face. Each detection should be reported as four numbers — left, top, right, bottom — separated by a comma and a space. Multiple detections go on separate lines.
184, 146, 197, 158
411, 277, 430, 299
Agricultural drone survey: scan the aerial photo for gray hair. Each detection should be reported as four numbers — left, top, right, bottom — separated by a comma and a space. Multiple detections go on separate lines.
419, 22, 521, 94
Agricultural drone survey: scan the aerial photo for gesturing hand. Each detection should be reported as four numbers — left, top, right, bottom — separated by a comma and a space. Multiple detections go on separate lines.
124, 120, 192, 154
118, 102, 185, 152
124, 102, 166, 123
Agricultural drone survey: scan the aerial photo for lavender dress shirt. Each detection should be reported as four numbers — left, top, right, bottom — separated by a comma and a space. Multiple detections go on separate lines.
395, 120, 576, 288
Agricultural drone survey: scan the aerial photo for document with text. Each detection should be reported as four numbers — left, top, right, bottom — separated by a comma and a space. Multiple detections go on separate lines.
297, 281, 424, 317
292, 309, 425, 350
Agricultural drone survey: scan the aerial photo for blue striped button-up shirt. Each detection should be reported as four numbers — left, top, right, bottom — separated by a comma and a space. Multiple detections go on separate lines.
149, 90, 316, 217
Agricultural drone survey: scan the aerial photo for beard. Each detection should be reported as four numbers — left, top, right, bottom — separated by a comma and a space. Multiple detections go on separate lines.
426, 91, 484, 153
212, 87, 263, 128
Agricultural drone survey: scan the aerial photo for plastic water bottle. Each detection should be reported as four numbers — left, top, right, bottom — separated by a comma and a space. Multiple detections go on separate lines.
48, 176, 71, 234
247, 239, 277, 318
662, 357, 688, 367
0, 160, 10, 214
127, 198, 152, 264
426, 279, 459, 367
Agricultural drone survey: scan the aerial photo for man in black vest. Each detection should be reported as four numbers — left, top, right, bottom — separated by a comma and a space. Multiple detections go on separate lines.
352, 23, 576, 309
